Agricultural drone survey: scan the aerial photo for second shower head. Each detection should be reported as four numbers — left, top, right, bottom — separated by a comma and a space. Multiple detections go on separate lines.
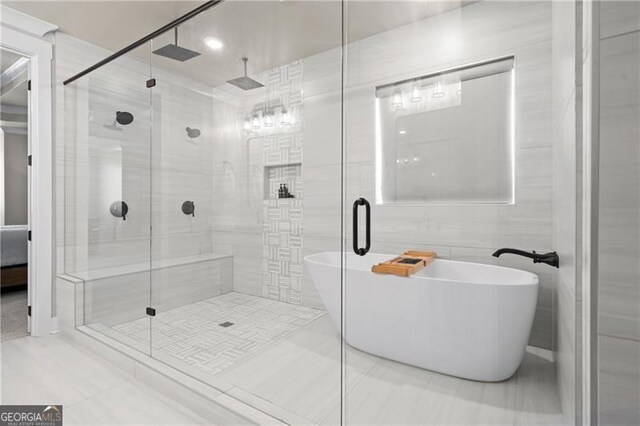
186, 127, 201, 139
227, 57, 264, 90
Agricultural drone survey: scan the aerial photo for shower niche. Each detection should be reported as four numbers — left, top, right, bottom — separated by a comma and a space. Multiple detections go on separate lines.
263, 163, 302, 200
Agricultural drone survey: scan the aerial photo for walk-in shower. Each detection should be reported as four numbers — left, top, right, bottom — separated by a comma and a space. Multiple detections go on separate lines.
61, 0, 588, 423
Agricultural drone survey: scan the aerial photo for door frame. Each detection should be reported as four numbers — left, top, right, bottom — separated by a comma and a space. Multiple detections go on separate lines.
1, 14, 56, 336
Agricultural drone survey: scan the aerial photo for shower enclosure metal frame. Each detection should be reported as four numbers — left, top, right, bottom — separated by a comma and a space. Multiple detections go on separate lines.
63, 0, 223, 86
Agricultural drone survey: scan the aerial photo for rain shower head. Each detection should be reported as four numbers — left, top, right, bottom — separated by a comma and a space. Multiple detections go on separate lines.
153, 27, 201, 62
227, 57, 263, 90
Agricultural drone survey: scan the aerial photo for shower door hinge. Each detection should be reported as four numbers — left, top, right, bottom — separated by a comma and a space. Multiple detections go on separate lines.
27, 230, 31, 241
146, 78, 156, 88
28, 80, 31, 91
146, 307, 156, 316
28, 306, 31, 316
27, 155, 32, 166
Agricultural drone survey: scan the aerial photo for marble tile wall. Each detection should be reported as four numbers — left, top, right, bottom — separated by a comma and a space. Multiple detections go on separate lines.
259, 62, 304, 304
302, 1, 557, 347
551, 0, 580, 423
597, 3, 640, 424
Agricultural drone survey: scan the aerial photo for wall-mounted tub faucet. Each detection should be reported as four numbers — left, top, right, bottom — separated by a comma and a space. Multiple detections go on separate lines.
492, 248, 559, 268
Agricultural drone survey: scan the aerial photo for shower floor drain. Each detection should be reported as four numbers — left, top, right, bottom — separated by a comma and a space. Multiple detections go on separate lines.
219, 321, 234, 328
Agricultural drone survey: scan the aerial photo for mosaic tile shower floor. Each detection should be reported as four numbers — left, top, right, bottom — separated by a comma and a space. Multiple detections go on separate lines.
112, 292, 325, 376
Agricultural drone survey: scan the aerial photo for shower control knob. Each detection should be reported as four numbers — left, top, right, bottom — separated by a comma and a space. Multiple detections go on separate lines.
182, 201, 195, 217
110, 201, 129, 221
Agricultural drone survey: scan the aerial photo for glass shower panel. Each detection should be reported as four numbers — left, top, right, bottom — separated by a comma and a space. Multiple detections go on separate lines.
148, 12, 222, 372
343, 1, 565, 424
64, 42, 153, 355
146, 2, 343, 423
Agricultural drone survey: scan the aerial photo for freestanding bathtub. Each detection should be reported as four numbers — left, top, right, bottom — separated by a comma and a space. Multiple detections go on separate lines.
304, 252, 539, 382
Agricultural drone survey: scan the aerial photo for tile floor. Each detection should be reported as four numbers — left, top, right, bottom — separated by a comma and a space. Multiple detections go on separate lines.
94, 292, 567, 425
217, 314, 567, 425
112, 292, 325, 375
0, 333, 248, 425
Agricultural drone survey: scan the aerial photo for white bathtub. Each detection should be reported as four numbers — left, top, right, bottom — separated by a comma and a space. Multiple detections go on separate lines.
305, 252, 539, 382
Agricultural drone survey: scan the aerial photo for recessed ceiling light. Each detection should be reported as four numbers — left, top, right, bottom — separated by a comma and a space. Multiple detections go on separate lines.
204, 37, 224, 50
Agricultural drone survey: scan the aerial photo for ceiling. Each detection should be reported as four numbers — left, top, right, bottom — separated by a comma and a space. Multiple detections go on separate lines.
4, 0, 468, 87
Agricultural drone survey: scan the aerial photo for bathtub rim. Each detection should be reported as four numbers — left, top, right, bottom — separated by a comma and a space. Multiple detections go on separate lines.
304, 251, 539, 287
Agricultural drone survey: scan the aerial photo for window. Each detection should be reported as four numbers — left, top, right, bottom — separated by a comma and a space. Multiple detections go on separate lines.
375, 56, 515, 205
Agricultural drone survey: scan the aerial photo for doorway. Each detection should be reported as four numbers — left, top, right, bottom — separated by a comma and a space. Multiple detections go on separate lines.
0, 47, 30, 341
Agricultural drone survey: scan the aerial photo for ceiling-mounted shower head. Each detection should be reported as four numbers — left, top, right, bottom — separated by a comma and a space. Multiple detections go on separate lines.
227, 57, 264, 90
186, 127, 201, 139
153, 27, 201, 62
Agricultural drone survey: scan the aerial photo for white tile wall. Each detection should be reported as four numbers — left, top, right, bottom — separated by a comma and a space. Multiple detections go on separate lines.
551, 0, 579, 423
597, 11, 640, 424
303, 0, 556, 348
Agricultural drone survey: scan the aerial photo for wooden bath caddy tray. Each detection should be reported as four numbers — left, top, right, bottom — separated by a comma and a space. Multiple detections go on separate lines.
371, 251, 437, 277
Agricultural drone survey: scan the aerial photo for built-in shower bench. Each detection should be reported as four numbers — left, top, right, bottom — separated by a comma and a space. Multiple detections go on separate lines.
69, 252, 233, 282
63, 253, 234, 327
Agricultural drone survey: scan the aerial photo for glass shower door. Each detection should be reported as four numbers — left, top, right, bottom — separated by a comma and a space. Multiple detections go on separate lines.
63, 42, 154, 355
148, 17, 222, 375
342, 1, 568, 424
145, 2, 344, 423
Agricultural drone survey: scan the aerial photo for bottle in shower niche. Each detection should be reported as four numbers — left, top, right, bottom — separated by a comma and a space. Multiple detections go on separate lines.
282, 183, 293, 198
278, 184, 284, 199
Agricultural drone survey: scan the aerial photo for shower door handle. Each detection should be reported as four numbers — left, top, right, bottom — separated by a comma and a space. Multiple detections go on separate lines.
353, 197, 371, 256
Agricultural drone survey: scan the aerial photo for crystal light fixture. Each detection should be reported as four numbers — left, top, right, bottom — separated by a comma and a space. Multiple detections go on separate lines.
410, 81, 422, 102
243, 116, 252, 133
391, 89, 403, 109
263, 111, 274, 128
251, 113, 260, 130
280, 107, 291, 126
432, 81, 445, 98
